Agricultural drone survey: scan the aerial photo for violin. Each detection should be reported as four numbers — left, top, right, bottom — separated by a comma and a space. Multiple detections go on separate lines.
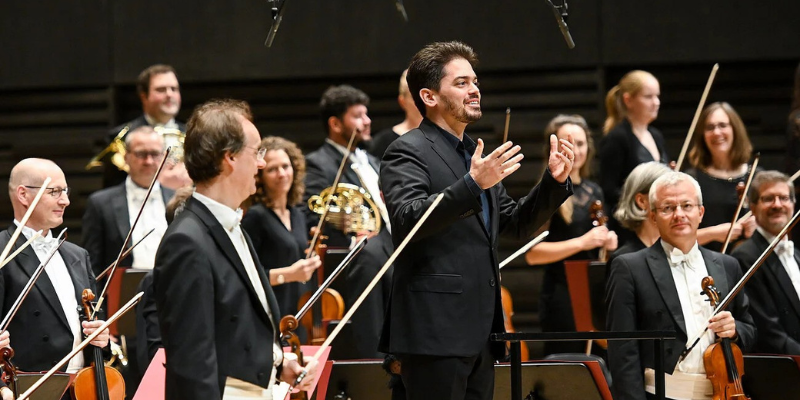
589, 200, 608, 262
1, 346, 17, 396
297, 237, 345, 346
700, 276, 750, 400
71, 289, 124, 400
500, 286, 529, 361
279, 316, 308, 400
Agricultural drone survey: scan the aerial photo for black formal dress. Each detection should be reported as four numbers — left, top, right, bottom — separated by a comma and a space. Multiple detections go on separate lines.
369, 127, 401, 160
241, 203, 312, 341
599, 119, 668, 244
732, 231, 800, 354
606, 241, 756, 400
539, 179, 604, 355
82, 182, 174, 276
0, 226, 98, 373
686, 166, 756, 253
379, 118, 571, 400
154, 197, 282, 400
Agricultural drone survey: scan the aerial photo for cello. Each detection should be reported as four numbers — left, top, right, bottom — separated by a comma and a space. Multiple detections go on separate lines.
297, 237, 345, 345
71, 289, 124, 400
700, 276, 749, 400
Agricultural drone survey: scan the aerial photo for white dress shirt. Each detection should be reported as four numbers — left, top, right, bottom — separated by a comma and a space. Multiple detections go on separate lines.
16, 221, 84, 373
326, 139, 391, 233
757, 226, 800, 300
192, 192, 283, 398
125, 177, 168, 269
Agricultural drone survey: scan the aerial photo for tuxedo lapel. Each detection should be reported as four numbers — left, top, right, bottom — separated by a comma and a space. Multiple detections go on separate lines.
186, 199, 271, 324
421, 121, 468, 182
244, 232, 280, 332
646, 243, 687, 337
322, 143, 360, 186
112, 185, 130, 242
59, 246, 91, 305
753, 232, 800, 316
701, 248, 731, 299
5, 228, 71, 331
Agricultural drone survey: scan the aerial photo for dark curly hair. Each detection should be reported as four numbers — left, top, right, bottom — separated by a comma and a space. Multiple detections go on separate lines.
319, 85, 370, 134
249, 136, 306, 208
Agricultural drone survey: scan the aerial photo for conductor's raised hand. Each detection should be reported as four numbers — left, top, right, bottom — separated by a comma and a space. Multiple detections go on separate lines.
469, 139, 524, 190
548, 133, 575, 183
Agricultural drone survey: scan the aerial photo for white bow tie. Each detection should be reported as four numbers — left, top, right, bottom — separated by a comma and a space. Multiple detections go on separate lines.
776, 240, 795, 257
130, 188, 158, 203
31, 229, 66, 254
668, 247, 693, 270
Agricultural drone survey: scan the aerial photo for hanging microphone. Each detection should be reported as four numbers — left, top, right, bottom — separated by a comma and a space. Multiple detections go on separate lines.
395, 0, 409, 22
264, 0, 287, 47
546, 0, 575, 49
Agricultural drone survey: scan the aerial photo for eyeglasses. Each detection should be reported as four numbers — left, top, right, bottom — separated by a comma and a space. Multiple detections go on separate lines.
759, 194, 793, 205
131, 150, 165, 160
654, 202, 698, 216
24, 186, 70, 198
704, 122, 730, 132
244, 145, 267, 161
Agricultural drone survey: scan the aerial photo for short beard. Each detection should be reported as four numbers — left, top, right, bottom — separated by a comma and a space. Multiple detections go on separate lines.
442, 96, 481, 124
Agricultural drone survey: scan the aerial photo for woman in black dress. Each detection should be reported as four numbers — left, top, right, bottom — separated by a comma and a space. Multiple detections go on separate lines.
525, 115, 618, 355
607, 162, 672, 266
685, 102, 757, 252
599, 70, 669, 243
242, 137, 321, 324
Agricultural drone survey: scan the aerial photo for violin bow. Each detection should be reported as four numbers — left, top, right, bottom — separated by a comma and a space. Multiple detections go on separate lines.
0, 177, 51, 267
293, 236, 367, 321
499, 231, 549, 269
0, 235, 66, 331
681, 207, 800, 361
674, 64, 720, 171
17, 292, 143, 400
276, 193, 445, 399
720, 153, 759, 253
94, 228, 155, 281
737, 167, 800, 223
502, 107, 511, 144
305, 130, 358, 259
92, 147, 171, 319
0, 231, 41, 270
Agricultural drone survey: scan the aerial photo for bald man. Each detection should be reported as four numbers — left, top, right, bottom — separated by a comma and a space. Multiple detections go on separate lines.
0, 159, 109, 398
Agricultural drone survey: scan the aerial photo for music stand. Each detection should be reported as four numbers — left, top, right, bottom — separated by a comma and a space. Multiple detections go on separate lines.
742, 355, 800, 399
14, 371, 72, 400
322, 360, 392, 400
493, 361, 610, 400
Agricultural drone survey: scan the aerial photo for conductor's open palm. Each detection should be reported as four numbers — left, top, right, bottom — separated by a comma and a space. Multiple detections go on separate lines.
548, 133, 575, 183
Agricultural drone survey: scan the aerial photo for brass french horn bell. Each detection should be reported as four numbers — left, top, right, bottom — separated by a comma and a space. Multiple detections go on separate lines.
308, 183, 382, 234
86, 125, 186, 171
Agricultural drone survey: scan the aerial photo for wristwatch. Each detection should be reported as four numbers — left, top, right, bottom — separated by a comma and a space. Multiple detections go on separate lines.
276, 274, 285, 285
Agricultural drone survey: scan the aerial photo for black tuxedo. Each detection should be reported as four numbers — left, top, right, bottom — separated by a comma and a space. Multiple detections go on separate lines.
303, 140, 383, 247
154, 197, 282, 400
732, 231, 800, 354
103, 115, 187, 187
82, 182, 174, 276
0, 226, 97, 372
606, 242, 756, 400
379, 119, 571, 359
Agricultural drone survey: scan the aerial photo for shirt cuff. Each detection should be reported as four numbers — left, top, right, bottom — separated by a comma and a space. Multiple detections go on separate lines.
463, 173, 484, 198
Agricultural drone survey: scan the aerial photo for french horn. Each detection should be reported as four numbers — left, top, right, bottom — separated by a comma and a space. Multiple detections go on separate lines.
85, 125, 185, 171
308, 183, 382, 234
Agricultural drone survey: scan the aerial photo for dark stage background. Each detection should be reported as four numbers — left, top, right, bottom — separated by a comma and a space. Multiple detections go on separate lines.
1, 0, 798, 356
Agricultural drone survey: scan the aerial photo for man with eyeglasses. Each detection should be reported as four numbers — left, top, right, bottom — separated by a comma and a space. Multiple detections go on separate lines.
732, 170, 800, 355
83, 126, 175, 277
607, 171, 755, 400
0, 159, 109, 399
154, 99, 316, 400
